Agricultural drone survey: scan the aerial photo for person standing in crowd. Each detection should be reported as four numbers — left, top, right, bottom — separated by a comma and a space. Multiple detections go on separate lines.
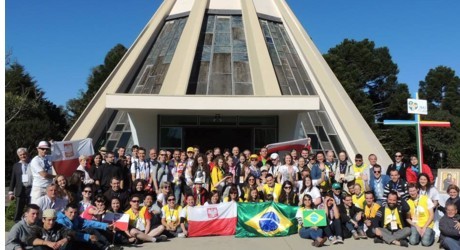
334, 150, 354, 194
299, 175, 322, 206
191, 154, 210, 191
130, 147, 153, 189
76, 155, 94, 185
387, 152, 408, 180
6, 204, 40, 250
78, 185, 94, 214
267, 153, 281, 181
383, 169, 409, 205
296, 194, 327, 247
88, 153, 103, 182
94, 151, 123, 193
152, 150, 171, 194
325, 150, 338, 175
278, 154, 299, 188
439, 204, 460, 250
231, 146, 240, 164
339, 194, 366, 240
191, 178, 208, 206
406, 155, 434, 184
28, 209, 75, 250
104, 177, 130, 211
311, 152, 333, 193
116, 147, 125, 161
371, 190, 411, 247
257, 147, 269, 167
352, 184, 365, 210
30, 141, 55, 204
130, 145, 139, 164
350, 154, 367, 192
406, 184, 435, 246
8, 147, 33, 222
365, 164, 390, 205
67, 171, 85, 202
242, 174, 262, 201
211, 156, 226, 192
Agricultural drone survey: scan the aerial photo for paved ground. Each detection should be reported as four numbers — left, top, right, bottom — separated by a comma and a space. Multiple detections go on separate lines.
123, 234, 437, 250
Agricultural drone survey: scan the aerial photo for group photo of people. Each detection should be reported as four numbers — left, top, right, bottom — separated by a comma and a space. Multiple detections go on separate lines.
6, 140, 460, 250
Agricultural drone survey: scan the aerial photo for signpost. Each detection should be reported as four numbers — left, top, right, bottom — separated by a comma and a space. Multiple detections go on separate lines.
383, 93, 451, 171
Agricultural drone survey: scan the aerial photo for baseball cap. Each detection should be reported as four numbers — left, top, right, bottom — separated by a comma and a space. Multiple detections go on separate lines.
332, 183, 342, 190
187, 147, 194, 152
270, 153, 279, 160
250, 154, 258, 159
37, 141, 50, 149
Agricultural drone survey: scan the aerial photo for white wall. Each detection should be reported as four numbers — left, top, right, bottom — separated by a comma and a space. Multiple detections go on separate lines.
252, 0, 281, 18
170, 0, 195, 15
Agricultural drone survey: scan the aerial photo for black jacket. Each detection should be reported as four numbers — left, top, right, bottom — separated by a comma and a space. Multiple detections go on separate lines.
9, 162, 32, 197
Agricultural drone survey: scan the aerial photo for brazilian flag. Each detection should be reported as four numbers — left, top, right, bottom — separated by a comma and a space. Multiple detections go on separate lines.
236, 202, 298, 237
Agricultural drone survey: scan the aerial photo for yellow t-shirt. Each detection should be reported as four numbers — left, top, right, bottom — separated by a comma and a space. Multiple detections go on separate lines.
407, 195, 434, 228
352, 164, 367, 190
364, 203, 381, 219
210, 167, 224, 191
352, 193, 365, 210
263, 183, 282, 202
125, 206, 151, 229
161, 204, 182, 224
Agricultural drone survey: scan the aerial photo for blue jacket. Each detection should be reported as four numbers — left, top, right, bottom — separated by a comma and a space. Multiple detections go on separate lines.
311, 162, 333, 182
369, 174, 390, 195
56, 211, 108, 242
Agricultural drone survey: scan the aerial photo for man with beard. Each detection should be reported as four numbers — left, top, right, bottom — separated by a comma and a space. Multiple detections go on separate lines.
371, 190, 411, 247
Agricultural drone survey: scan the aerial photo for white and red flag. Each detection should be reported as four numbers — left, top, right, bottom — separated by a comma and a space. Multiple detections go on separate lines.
103, 213, 129, 231
50, 138, 94, 177
188, 202, 237, 237
266, 138, 311, 154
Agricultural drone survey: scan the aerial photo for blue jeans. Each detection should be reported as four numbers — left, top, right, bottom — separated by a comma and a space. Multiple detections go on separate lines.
299, 227, 323, 240
443, 237, 460, 250
409, 226, 434, 246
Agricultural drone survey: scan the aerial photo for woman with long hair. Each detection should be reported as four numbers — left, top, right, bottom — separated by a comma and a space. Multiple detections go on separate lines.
242, 174, 262, 201
299, 176, 322, 206
204, 190, 221, 205
191, 154, 211, 190
81, 194, 107, 222
246, 186, 263, 202
311, 151, 333, 194
88, 153, 103, 179
55, 174, 75, 203
210, 156, 226, 192
296, 194, 327, 247
223, 185, 243, 202
278, 154, 299, 191
279, 180, 298, 206
132, 179, 148, 201
323, 195, 343, 244
417, 173, 439, 208
67, 170, 85, 201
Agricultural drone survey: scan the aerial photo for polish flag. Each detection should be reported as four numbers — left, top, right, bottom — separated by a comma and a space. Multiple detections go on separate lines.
50, 138, 94, 177
103, 213, 129, 231
188, 202, 237, 237
266, 138, 311, 154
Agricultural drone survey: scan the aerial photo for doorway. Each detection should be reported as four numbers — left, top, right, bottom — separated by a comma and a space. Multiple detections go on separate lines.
184, 127, 252, 152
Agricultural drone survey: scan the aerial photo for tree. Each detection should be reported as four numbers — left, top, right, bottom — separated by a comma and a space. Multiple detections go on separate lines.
66, 44, 127, 124
419, 66, 460, 167
324, 39, 413, 153
5, 59, 68, 184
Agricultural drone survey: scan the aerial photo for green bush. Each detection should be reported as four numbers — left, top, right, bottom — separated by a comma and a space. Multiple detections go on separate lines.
6, 201, 17, 220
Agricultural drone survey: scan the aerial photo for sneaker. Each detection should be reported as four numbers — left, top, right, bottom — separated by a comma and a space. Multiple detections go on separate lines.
155, 235, 168, 242
352, 231, 360, 240
358, 230, 367, 239
400, 239, 409, 248
177, 233, 186, 238
374, 238, 384, 244
336, 236, 344, 244
330, 236, 338, 245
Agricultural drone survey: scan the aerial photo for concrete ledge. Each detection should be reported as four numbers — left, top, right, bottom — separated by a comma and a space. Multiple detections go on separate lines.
106, 94, 320, 111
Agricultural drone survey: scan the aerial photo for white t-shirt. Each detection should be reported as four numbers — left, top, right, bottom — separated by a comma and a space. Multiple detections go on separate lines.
299, 186, 322, 202
420, 187, 440, 203
278, 165, 299, 184
30, 155, 53, 188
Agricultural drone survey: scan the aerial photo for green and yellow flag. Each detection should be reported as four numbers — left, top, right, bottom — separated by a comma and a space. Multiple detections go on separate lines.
236, 202, 298, 237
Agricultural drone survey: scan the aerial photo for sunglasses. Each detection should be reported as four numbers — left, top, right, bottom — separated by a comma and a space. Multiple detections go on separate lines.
284, 186, 292, 189
395, 155, 402, 157
304, 199, 311, 201
250, 159, 257, 161
374, 171, 381, 173
83, 190, 92, 193
355, 159, 362, 162
248, 179, 255, 181
96, 200, 104, 203
168, 198, 175, 201
131, 200, 140, 203
230, 192, 237, 195
159, 154, 166, 156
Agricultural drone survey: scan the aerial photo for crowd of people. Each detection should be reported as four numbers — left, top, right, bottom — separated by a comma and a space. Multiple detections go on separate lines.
6, 140, 460, 249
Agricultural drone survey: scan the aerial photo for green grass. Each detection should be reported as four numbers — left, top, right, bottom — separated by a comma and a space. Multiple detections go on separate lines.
5, 218, 15, 231
5, 201, 17, 231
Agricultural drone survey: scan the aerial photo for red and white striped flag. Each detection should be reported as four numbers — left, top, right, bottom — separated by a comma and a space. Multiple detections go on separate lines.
50, 138, 94, 177
188, 202, 237, 237
266, 138, 311, 154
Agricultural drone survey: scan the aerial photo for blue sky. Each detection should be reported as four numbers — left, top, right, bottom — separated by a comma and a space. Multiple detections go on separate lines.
6, 0, 460, 107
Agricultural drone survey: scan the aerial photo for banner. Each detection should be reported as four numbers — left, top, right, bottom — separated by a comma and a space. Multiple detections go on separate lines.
407, 98, 428, 115
266, 138, 311, 154
188, 202, 237, 237
236, 202, 298, 237
50, 138, 94, 177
